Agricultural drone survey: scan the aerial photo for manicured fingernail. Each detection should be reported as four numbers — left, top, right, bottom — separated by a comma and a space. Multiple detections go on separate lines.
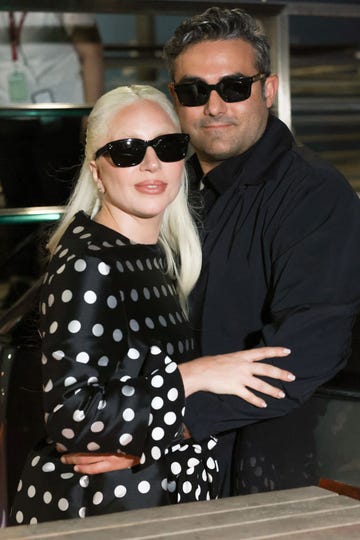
283, 348, 291, 353
288, 374, 296, 381
278, 391, 285, 398
261, 401, 267, 408
74, 466, 79, 472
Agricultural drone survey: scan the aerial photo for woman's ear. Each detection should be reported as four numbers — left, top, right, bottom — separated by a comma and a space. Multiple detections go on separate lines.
89, 160, 105, 193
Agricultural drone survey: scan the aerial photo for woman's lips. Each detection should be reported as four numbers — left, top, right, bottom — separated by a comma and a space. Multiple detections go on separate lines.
135, 181, 167, 194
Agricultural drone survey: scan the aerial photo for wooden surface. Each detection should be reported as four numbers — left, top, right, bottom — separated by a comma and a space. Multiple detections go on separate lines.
2, 486, 360, 539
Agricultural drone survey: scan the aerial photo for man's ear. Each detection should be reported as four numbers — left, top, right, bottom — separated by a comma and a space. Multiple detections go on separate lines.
264, 74, 279, 108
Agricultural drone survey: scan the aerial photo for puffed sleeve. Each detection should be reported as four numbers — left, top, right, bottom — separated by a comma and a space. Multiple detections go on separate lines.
40, 250, 185, 460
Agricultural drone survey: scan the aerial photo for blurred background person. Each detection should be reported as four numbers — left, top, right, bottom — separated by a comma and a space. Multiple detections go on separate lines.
0, 12, 104, 308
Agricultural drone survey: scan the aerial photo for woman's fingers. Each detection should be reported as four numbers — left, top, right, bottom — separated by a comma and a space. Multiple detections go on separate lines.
241, 346, 291, 362
60, 452, 140, 474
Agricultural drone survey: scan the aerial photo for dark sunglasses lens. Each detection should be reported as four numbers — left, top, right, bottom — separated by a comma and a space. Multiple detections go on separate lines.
176, 81, 209, 106
155, 135, 189, 162
109, 140, 145, 167
220, 78, 251, 102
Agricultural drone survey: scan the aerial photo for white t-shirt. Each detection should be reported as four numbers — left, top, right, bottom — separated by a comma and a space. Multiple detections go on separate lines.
0, 12, 97, 104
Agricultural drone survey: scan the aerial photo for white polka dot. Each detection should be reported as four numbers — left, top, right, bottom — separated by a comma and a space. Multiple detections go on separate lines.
164, 412, 177, 425
207, 457, 216, 469
52, 350, 64, 360
148, 413, 153, 426
44, 379, 53, 392
123, 408, 135, 422
171, 462, 182, 475
113, 329, 123, 342
93, 491, 103, 505
41, 354, 47, 365
56, 264, 66, 274
98, 262, 110, 275
168, 480, 176, 493
114, 485, 127, 498
68, 320, 81, 333
151, 346, 161, 355
48, 294, 55, 307
98, 356, 109, 367
91, 421, 104, 433
30, 517, 38, 525
43, 491, 52, 503
92, 324, 104, 337
129, 319, 140, 331
87, 442, 100, 451
27, 485, 36, 497
107, 295, 117, 308
158, 315, 167, 327
31, 455, 40, 467
151, 375, 164, 388
62, 428, 75, 439
64, 376, 77, 387
195, 485, 201, 500
188, 457, 200, 468
122, 385, 135, 397
151, 446, 161, 460
73, 409, 85, 423
79, 507, 86, 518
126, 261, 135, 271
16, 511, 24, 523
49, 321, 58, 334
143, 287, 151, 299
208, 438, 217, 450
145, 317, 155, 329
119, 433, 133, 446
74, 259, 86, 272
183, 481, 192, 494
165, 362, 177, 374
61, 290, 72, 303
76, 352, 89, 364
17, 479, 23, 492
87, 376, 98, 385
53, 404, 63, 413
79, 475, 89, 488
84, 290, 97, 304
138, 481, 150, 494
167, 388, 179, 401
61, 472, 74, 480
116, 261, 124, 272
130, 289, 139, 301
98, 399, 107, 410
58, 498, 69, 511
151, 396, 164, 410
128, 348, 140, 359
73, 226, 84, 234
151, 427, 164, 441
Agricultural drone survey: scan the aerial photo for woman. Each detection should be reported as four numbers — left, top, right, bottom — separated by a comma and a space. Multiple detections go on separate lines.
10, 85, 293, 525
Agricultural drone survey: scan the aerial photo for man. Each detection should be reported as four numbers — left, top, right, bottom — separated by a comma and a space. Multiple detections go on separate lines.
163, 6, 360, 496
59, 7, 360, 500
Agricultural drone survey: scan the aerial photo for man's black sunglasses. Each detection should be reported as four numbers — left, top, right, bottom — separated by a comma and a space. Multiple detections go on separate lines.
172, 73, 269, 107
95, 133, 190, 167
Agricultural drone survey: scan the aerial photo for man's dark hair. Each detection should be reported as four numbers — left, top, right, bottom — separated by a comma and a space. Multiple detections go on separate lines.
163, 7, 271, 80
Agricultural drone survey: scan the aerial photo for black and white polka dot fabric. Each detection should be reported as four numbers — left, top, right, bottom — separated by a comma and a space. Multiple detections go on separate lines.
10, 211, 218, 525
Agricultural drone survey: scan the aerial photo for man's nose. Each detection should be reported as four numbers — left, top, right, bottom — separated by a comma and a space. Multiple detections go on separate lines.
204, 89, 227, 116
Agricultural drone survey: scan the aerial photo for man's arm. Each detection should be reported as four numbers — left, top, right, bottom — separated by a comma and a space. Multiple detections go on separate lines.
185, 165, 360, 441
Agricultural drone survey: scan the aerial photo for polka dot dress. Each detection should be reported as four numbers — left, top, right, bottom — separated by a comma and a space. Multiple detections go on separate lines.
10, 212, 218, 525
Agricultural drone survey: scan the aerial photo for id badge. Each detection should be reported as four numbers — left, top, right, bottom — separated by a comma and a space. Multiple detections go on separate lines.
8, 69, 29, 102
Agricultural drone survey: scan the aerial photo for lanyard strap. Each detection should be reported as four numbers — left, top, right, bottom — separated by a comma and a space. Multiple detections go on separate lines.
9, 11, 27, 62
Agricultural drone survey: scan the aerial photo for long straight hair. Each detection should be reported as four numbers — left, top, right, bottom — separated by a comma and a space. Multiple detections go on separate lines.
47, 85, 202, 313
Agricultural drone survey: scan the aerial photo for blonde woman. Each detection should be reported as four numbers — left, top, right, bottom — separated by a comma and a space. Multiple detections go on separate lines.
10, 85, 293, 524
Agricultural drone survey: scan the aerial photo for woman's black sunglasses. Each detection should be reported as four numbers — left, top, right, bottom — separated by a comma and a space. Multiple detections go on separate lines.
173, 73, 268, 107
95, 133, 190, 167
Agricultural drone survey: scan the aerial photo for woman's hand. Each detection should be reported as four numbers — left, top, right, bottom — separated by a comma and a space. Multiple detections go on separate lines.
179, 346, 295, 407
59, 449, 140, 474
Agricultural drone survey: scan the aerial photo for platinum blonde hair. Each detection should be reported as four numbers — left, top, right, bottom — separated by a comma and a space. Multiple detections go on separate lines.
47, 85, 202, 313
